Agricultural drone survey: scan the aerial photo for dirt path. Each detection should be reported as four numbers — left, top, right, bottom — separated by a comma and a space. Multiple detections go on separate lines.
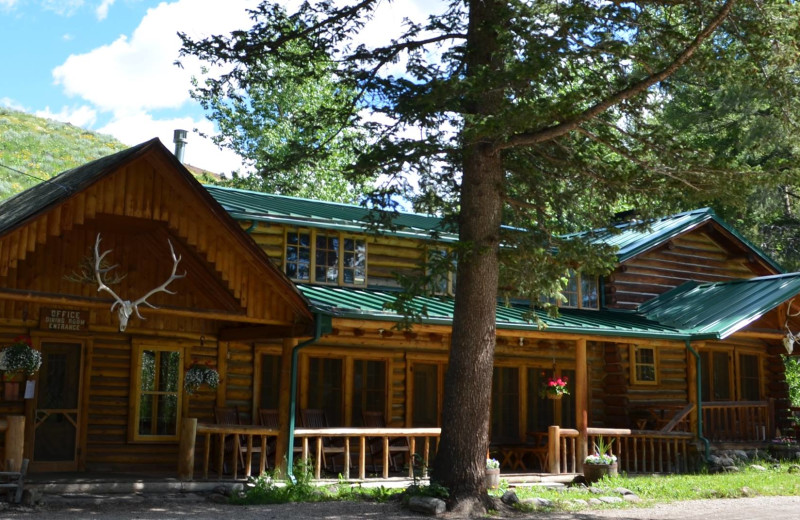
0, 494, 798, 519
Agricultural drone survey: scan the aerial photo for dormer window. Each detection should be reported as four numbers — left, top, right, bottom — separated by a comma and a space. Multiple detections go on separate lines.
542, 271, 599, 310
286, 229, 366, 286
427, 248, 457, 296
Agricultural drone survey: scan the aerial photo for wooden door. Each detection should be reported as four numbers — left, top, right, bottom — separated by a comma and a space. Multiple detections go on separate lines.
30, 341, 83, 471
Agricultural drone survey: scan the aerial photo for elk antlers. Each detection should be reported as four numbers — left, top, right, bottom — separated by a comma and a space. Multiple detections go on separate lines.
783, 298, 800, 355
94, 233, 186, 332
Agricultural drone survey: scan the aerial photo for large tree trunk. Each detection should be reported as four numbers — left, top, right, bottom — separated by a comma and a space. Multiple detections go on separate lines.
431, 0, 504, 506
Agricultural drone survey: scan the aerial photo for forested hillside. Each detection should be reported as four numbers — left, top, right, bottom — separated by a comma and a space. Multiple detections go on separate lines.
0, 108, 126, 200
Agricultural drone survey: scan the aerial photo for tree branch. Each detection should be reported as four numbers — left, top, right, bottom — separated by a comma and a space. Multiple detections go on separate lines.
496, 0, 736, 151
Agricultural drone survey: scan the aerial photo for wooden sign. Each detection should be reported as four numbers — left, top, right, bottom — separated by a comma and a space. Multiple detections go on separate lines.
40, 308, 89, 332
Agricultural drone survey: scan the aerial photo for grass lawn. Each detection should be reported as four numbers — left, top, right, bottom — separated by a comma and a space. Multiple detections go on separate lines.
505, 463, 800, 511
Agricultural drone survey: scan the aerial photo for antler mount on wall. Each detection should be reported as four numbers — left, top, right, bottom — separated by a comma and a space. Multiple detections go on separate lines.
93, 233, 186, 332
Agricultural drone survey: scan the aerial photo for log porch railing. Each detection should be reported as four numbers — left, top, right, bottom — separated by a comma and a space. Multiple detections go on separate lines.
178, 418, 440, 481
702, 400, 773, 443
548, 426, 694, 475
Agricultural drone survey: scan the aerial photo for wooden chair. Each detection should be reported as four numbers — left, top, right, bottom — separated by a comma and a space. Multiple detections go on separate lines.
299, 408, 348, 472
214, 406, 262, 473
258, 408, 305, 469
363, 411, 410, 472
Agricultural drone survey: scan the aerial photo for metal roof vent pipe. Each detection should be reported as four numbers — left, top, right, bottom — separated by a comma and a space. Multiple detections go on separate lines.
173, 129, 188, 163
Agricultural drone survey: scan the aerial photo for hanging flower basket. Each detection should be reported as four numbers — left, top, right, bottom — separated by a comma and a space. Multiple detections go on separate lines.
0, 336, 42, 380
540, 376, 569, 399
184, 362, 220, 395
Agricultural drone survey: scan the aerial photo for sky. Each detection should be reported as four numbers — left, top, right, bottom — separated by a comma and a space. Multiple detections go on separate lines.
0, 0, 432, 177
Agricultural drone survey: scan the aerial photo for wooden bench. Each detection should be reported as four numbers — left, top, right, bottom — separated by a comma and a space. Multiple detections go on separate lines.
0, 459, 28, 504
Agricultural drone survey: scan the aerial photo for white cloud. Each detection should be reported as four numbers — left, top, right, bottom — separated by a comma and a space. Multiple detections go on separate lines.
0, 0, 19, 10
98, 112, 247, 175
63, 33, 74, 41
95, 0, 114, 20
52, 0, 259, 114
42, 0, 84, 16
35, 105, 97, 128
1, 97, 26, 111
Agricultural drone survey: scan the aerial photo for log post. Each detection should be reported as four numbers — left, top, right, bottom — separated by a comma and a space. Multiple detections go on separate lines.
178, 417, 197, 480
548, 425, 560, 474
576, 338, 588, 473
5, 416, 24, 473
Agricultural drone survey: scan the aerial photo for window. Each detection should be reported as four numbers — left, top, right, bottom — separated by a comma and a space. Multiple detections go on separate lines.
307, 357, 344, 426
132, 345, 182, 441
739, 354, 761, 401
427, 248, 457, 296
701, 351, 732, 401
285, 229, 366, 286
412, 363, 442, 427
542, 271, 599, 310
631, 345, 657, 384
286, 230, 311, 281
302, 354, 388, 426
352, 360, 386, 425
491, 367, 520, 443
259, 353, 282, 410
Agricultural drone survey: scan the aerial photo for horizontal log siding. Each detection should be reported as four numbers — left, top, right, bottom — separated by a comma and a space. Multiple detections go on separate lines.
626, 345, 689, 405
607, 230, 758, 310
588, 341, 608, 427
222, 341, 255, 422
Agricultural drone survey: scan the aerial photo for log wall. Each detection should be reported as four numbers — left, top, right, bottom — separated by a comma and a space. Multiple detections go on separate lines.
606, 227, 765, 310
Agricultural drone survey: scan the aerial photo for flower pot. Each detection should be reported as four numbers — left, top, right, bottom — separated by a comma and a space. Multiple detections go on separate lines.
547, 393, 562, 400
485, 468, 500, 489
583, 462, 618, 484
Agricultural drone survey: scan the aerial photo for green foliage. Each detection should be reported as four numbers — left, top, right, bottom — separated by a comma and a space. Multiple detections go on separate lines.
785, 356, 800, 408
181, 36, 370, 203
233, 460, 401, 505
514, 465, 800, 511
0, 108, 126, 201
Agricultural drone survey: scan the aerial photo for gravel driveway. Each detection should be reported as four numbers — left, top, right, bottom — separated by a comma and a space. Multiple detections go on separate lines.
0, 494, 798, 519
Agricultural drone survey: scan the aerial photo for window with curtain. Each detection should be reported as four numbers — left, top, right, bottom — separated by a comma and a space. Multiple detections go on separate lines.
134, 346, 182, 441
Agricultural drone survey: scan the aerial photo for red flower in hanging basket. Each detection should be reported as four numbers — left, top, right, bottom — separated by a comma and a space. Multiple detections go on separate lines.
541, 376, 569, 398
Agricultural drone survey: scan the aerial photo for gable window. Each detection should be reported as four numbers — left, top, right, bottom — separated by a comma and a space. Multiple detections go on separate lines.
543, 271, 599, 310
630, 345, 657, 385
427, 248, 457, 296
131, 344, 182, 441
285, 229, 366, 286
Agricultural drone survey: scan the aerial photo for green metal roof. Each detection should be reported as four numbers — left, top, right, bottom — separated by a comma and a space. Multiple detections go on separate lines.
300, 273, 800, 341
206, 187, 780, 270
637, 273, 800, 339
568, 208, 782, 271
298, 285, 690, 340
204, 185, 455, 241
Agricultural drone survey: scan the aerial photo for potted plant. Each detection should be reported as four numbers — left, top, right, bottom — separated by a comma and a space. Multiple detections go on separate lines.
768, 431, 800, 461
485, 458, 500, 489
540, 376, 569, 400
583, 436, 618, 483
184, 361, 220, 395
0, 336, 42, 400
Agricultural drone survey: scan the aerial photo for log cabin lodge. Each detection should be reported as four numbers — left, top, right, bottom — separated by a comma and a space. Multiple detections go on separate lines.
0, 137, 798, 479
